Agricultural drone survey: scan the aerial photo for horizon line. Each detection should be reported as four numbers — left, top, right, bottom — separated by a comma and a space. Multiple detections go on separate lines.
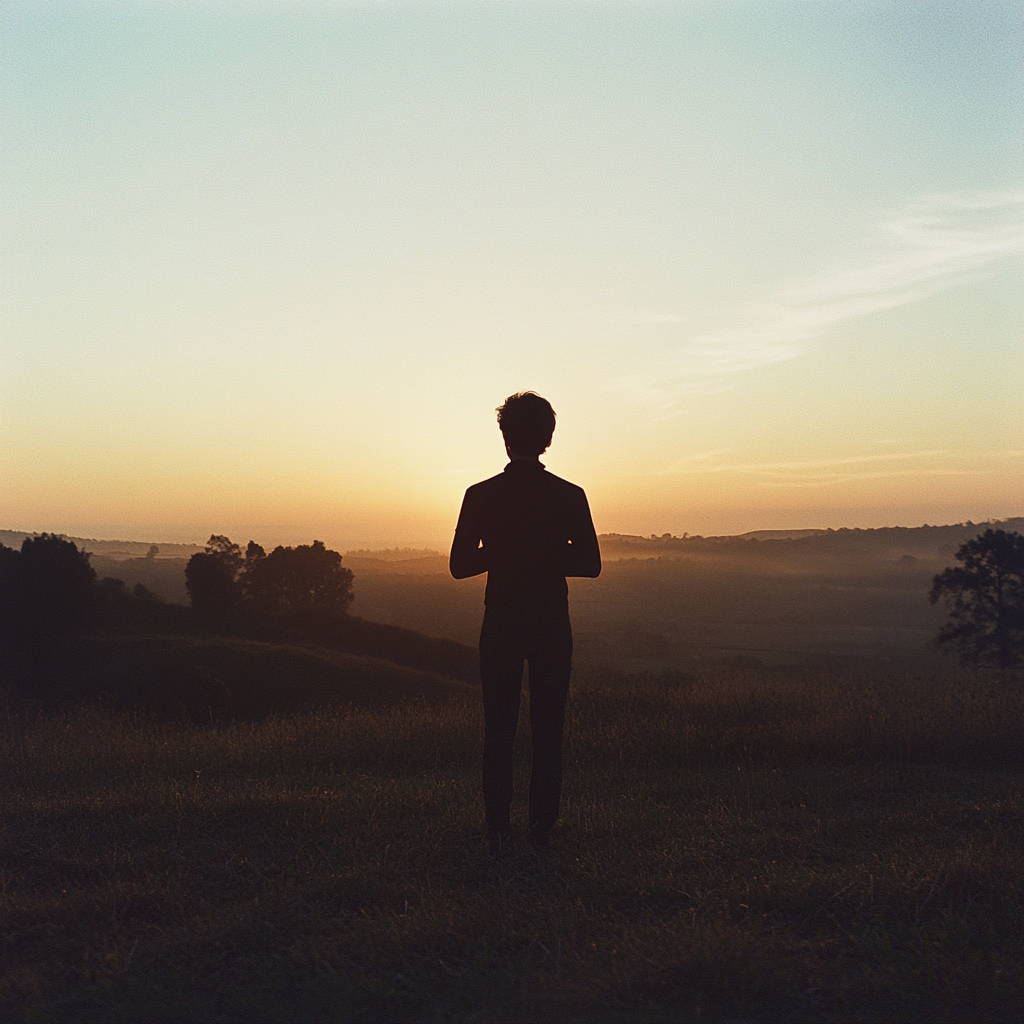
3, 515, 1023, 553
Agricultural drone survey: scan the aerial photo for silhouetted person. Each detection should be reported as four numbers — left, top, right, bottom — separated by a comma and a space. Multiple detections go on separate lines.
450, 392, 601, 851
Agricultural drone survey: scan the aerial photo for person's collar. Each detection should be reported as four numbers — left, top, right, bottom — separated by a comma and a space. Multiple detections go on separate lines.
504, 459, 545, 472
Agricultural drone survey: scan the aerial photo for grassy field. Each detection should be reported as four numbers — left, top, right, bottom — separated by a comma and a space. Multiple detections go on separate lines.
1, 665, 1022, 1022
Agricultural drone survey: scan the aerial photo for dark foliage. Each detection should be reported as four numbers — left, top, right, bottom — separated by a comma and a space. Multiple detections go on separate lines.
930, 528, 1024, 670
97, 575, 191, 634
0, 534, 99, 649
242, 539, 354, 614
3, 530, 474, 717
185, 535, 354, 624
0, 543, 193, 707
184, 535, 244, 622
0, 541, 19, 638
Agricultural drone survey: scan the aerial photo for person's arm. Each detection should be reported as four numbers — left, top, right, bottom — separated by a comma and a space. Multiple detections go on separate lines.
565, 490, 601, 578
449, 490, 489, 579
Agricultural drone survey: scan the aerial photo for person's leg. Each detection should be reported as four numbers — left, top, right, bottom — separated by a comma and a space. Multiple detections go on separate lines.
479, 611, 526, 838
526, 608, 573, 842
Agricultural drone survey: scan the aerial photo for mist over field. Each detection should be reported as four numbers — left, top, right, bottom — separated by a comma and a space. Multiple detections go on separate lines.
6, 518, 1021, 670
339, 518, 1024, 669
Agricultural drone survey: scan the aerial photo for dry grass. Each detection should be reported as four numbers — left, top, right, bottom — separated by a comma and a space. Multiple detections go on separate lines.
569, 664, 1024, 766
1, 666, 1022, 1022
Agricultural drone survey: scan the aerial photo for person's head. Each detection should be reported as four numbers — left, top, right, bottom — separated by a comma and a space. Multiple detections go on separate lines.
496, 392, 556, 457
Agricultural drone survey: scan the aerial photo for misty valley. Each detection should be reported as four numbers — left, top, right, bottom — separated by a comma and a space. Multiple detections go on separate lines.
8, 520, 1015, 673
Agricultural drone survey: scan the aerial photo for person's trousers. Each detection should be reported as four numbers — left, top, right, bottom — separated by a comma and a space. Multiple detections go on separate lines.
479, 603, 573, 837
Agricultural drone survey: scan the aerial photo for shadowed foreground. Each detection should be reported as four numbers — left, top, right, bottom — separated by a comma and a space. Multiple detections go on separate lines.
1, 667, 1022, 1022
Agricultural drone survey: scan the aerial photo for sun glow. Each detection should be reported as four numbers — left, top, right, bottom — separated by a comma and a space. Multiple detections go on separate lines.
2, 2, 1021, 545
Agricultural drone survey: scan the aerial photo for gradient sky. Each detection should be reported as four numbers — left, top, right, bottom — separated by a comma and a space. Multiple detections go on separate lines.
2, 1, 1022, 548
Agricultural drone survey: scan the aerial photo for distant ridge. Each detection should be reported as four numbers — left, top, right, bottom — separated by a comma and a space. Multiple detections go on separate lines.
598, 518, 1024, 559
736, 529, 828, 541
0, 531, 204, 559
345, 547, 443, 561
5, 518, 1023, 565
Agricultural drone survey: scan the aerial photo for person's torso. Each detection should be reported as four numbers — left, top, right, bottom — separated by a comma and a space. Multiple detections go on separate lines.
468, 463, 583, 609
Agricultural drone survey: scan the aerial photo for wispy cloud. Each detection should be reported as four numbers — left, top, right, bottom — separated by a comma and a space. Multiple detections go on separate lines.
625, 192, 1024, 406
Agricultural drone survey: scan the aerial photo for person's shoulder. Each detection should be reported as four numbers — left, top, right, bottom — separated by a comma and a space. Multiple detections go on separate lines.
542, 470, 588, 499
464, 472, 506, 497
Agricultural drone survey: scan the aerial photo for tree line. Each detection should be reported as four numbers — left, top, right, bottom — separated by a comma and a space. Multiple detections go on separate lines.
1, 527, 1021, 670
0, 534, 478, 713
185, 535, 353, 623
0, 533, 355, 649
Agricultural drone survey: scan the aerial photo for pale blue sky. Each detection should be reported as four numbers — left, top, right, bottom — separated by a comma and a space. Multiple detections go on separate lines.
2, 1, 1021, 546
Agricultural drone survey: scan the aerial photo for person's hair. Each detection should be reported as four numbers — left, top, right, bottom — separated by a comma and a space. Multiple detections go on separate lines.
496, 392, 556, 456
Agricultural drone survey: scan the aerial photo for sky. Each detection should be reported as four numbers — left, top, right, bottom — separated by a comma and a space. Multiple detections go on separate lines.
2, 1, 1022, 549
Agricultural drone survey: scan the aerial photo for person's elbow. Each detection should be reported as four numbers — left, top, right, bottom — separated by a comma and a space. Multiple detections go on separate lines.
449, 554, 472, 579
566, 548, 601, 578
449, 546, 486, 579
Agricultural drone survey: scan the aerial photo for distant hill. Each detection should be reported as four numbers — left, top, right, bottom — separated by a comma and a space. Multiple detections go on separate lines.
80, 633, 472, 719
737, 529, 828, 541
0, 531, 204, 560
345, 553, 449, 576
9, 519, 1021, 579
597, 518, 1024, 561
0, 531, 202, 605
345, 547, 442, 562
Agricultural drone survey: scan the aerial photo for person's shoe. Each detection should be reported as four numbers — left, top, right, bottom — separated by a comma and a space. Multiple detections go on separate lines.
526, 827, 551, 852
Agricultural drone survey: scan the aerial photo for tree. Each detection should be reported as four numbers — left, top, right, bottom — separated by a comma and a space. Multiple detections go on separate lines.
929, 528, 1024, 670
243, 540, 354, 615
186, 535, 354, 623
0, 543, 20, 645
185, 535, 244, 621
239, 540, 267, 601
0, 534, 99, 648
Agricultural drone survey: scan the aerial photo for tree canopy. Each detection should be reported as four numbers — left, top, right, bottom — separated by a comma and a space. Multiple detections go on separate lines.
929, 528, 1024, 670
185, 536, 244, 621
185, 535, 354, 622
243, 540, 354, 614
0, 534, 100, 647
